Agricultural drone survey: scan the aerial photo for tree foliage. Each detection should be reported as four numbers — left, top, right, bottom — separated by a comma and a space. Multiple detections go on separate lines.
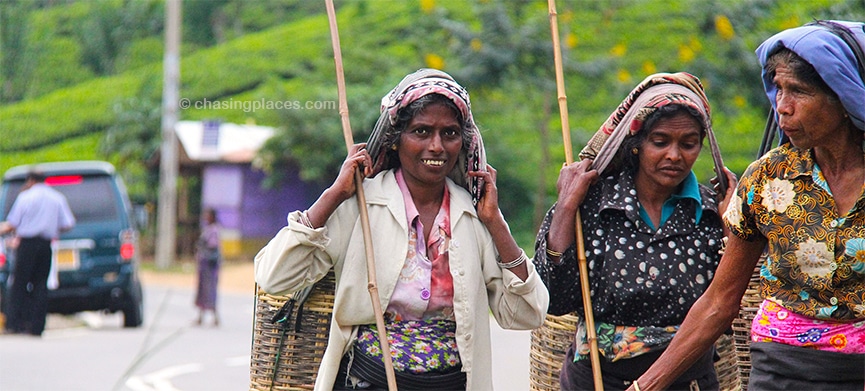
4, 0, 865, 250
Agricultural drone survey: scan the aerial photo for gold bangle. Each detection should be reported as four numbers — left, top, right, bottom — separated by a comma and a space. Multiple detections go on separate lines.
633, 379, 641, 391
545, 247, 563, 258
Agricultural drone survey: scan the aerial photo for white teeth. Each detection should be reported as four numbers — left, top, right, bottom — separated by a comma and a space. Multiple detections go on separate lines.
423, 160, 444, 166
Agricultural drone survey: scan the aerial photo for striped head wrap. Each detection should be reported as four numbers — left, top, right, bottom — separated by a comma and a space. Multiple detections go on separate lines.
579, 72, 722, 178
366, 68, 487, 206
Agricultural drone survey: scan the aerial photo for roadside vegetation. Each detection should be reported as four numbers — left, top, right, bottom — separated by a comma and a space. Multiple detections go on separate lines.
1, 0, 863, 250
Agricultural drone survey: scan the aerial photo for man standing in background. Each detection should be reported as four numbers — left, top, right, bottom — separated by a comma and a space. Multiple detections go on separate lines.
0, 170, 75, 337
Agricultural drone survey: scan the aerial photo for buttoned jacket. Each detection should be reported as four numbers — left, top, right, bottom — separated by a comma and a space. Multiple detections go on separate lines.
255, 170, 549, 390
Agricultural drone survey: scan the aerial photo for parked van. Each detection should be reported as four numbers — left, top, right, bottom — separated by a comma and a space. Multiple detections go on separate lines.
0, 161, 143, 327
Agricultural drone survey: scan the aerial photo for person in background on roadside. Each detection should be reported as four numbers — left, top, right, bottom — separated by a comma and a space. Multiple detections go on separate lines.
255, 68, 549, 390
629, 20, 865, 391
194, 207, 221, 327
0, 170, 75, 337
534, 72, 737, 391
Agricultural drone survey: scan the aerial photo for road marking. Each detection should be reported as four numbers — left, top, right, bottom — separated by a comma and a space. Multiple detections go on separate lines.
126, 363, 203, 391
224, 355, 249, 367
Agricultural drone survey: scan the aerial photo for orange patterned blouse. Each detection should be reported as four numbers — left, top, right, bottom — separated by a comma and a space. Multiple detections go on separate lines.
725, 143, 865, 321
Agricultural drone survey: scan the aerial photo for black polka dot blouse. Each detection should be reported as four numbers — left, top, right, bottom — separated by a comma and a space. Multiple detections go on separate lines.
534, 170, 725, 327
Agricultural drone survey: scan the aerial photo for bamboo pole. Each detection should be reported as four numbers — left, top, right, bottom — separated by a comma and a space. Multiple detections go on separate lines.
547, 1, 603, 390
324, 1, 397, 390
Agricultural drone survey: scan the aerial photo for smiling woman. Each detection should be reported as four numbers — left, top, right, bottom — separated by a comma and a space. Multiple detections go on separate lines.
253, 68, 549, 390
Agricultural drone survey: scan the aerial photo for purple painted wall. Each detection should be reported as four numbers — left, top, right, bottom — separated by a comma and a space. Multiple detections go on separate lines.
201, 164, 242, 231
240, 165, 318, 238
200, 163, 320, 240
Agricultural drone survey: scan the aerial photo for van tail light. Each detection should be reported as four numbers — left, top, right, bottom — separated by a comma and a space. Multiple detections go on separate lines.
119, 229, 137, 262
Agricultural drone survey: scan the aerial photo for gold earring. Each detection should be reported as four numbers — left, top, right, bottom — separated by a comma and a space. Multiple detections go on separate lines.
631, 147, 639, 155
391, 144, 398, 151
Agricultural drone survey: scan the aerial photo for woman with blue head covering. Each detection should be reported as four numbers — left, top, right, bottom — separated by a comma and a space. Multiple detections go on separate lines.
629, 20, 865, 391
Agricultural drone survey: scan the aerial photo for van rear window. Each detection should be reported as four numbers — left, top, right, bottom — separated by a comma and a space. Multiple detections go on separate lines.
3, 175, 120, 223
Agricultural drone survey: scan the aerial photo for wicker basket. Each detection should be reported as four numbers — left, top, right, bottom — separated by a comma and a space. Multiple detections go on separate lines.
529, 313, 580, 391
249, 272, 336, 391
731, 255, 766, 391
529, 313, 742, 391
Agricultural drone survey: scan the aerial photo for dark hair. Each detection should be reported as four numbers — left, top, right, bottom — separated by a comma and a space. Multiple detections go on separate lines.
379, 94, 470, 170
765, 47, 838, 100
202, 208, 218, 225
26, 170, 45, 183
615, 104, 706, 173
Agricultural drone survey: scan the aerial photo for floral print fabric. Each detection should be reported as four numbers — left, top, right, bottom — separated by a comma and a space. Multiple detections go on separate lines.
535, 170, 724, 361
574, 321, 678, 362
385, 169, 455, 321
355, 319, 461, 374
725, 144, 865, 321
351, 169, 461, 375
751, 299, 865, 353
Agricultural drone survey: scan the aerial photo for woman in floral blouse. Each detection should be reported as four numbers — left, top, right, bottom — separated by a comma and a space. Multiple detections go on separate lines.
535, 72, 737, 391
632, 21, 865, 391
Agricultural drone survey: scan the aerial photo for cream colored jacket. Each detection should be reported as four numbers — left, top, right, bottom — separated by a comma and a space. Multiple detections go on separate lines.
255, 170, 549, 390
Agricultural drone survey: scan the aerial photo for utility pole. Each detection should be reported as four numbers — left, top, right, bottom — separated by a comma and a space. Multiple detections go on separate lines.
156, 0, 181, 269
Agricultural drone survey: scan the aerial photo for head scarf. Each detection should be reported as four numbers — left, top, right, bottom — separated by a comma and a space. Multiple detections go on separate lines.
366, 68, 487, 206
756, 20, 865, 132
579, 72, 723, 179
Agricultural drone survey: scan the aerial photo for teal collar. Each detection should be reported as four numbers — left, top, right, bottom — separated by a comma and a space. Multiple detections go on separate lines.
638, 171, 703, 230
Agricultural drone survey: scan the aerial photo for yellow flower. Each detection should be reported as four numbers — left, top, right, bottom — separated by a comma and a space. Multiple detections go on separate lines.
715, 15, 735, 41
420, 0, 435, 14
425, 53, 445, 70
761, 178, 795, 214
470, 38, 482, 52
610, 43, 627, 57
679, 44, 695, 63
617, 69, 631, 83
642, 61, 656, 75
780, 15, 801, 30
733, 95, 746, 108
566, 32, 578, 49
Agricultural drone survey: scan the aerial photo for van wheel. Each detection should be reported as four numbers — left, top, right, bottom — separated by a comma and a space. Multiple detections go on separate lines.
123, 280, 143, 328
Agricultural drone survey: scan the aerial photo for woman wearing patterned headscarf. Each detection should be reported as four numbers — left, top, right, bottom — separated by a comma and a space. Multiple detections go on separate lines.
534, 72, 737, 391
255, 68, 548, 390
631, 21, 865, 391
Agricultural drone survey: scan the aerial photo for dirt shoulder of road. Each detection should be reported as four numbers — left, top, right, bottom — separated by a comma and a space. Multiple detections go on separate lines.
139, 259, 256, 295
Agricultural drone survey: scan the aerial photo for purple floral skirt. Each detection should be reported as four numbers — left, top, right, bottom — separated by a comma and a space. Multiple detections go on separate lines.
355, 318, 461, 374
